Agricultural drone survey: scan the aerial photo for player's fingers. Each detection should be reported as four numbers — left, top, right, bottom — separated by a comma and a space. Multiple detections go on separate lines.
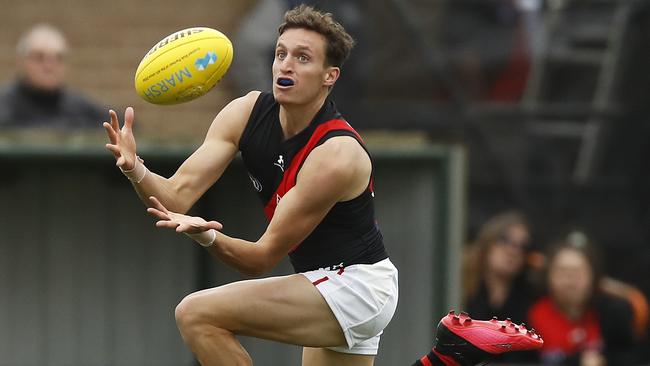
105, 146, 120, 160
105, 143, 121, 155
103, 122, 119, 143
146, 207, 170, 220
116, 155, 127, 167
176, 223, 192, 232
156, 221, 179, 229
102, 121, 113, 132
149, 196, 170, 214
205, 221, 223, 231
109, 109, 120, 131
124, 107, 135, 130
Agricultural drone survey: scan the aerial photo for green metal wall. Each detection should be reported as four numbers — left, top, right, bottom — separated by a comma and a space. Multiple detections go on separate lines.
0, 143, 465, 366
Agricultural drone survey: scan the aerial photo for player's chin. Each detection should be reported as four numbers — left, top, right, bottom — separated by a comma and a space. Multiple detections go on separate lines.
272, 88, 297, 104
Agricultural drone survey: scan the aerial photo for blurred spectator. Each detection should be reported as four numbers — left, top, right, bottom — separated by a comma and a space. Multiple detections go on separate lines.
528, 235, 637, 365
463, 211, 538, 363
464, 211, 534, 321
0, 24, 104, 128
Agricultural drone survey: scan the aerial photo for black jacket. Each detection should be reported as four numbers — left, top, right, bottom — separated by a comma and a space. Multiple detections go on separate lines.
0, 80, 104, 128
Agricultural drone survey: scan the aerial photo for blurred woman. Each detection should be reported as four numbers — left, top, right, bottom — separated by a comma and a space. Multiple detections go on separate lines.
463, 211, 538, 363
528, 238, 637, 365
464, 211, 535, 323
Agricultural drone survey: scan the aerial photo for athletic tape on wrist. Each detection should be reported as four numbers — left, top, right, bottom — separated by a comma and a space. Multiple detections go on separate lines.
120, 156, 148, 183
185, 229, 216, 248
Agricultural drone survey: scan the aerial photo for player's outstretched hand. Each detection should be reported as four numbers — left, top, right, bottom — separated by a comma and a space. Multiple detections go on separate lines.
103, 107, 138, 171
146, 196, 223, 234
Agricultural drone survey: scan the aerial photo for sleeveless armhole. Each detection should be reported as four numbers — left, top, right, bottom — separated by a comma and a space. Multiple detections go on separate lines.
311, 129, 375, 194
238, 91, 273, 150
315, 129, 372, 158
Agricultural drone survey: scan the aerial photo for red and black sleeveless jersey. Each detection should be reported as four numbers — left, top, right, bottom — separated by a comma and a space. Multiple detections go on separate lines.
238, 92, 388, 273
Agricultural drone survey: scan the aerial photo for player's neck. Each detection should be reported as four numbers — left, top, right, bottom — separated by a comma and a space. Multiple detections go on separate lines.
278, 92, 328, 139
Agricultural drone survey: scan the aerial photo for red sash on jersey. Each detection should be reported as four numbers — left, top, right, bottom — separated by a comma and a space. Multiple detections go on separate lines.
263, 119, 372, 221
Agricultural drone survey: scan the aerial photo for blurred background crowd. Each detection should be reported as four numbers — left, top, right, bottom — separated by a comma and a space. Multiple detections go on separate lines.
1, 0, 649, 365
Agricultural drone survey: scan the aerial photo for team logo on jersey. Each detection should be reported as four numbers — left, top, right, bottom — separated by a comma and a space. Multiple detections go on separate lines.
274, 155, 285, 172
248, 173, 263, 192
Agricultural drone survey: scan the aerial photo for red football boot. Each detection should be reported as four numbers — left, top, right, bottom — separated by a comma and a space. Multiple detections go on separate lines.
434, 311, 544, 366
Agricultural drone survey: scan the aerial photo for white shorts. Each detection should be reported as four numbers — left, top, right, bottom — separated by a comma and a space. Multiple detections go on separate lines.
301, 258, 399, 355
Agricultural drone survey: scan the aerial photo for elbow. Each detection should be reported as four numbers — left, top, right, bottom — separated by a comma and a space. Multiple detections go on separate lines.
168, 178, 195, 214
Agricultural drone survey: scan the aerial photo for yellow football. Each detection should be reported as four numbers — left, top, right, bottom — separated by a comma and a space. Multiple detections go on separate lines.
134, 27, 233, 105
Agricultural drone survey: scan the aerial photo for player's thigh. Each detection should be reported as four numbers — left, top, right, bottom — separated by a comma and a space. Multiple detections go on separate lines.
176, 274, 346, 347
302, 347, 374, 366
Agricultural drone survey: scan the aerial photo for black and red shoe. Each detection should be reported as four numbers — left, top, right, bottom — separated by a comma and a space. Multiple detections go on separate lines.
434, 311, 544, 366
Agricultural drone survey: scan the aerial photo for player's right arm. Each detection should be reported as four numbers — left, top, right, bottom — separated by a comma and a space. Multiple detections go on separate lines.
103, 91, 260, 214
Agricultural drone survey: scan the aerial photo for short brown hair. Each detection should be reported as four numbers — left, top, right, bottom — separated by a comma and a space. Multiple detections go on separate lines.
278, 5, 355, 68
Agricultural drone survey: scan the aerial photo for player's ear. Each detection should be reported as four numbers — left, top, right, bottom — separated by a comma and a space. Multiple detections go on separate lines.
324, 66, 340, 87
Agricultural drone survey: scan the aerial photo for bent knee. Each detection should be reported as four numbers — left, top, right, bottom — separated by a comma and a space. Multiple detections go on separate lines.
175, 289, 236, 332
175, 293, 211, 330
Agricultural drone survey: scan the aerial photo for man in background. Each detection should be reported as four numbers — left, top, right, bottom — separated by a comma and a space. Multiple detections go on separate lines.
0, 24, 104, 128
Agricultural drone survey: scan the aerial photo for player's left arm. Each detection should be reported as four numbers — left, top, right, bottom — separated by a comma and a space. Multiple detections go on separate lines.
206, 136, 371, 276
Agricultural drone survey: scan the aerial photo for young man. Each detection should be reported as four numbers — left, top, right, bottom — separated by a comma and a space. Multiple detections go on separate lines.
104, 6, 542, 366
